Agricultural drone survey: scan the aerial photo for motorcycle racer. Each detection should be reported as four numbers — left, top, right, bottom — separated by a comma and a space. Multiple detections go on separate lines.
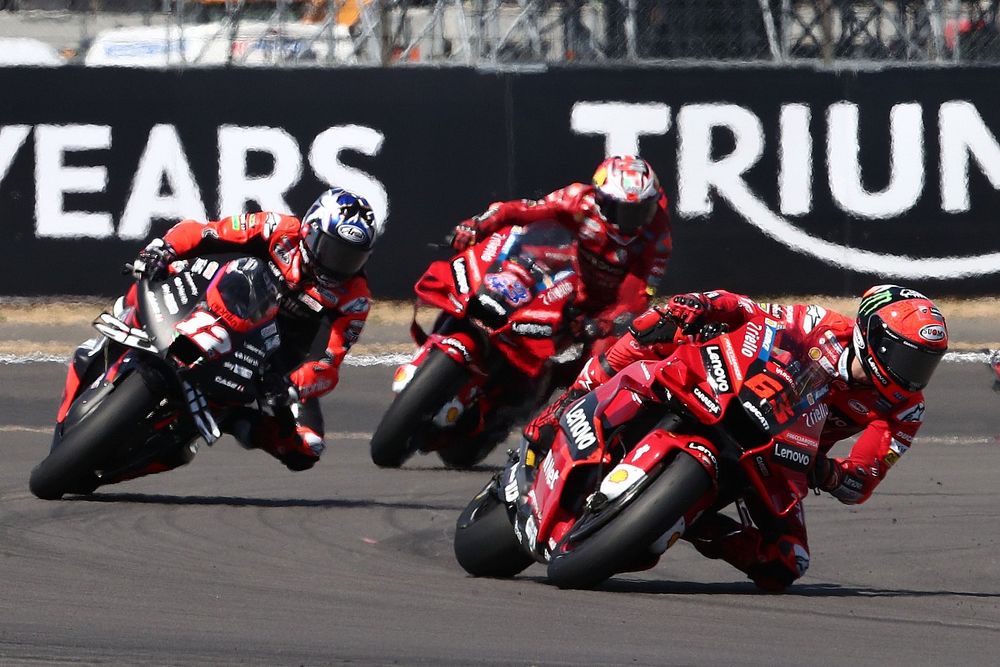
126, 188, 377, 473
523, 285, 948, 591
449, 155, 672, 357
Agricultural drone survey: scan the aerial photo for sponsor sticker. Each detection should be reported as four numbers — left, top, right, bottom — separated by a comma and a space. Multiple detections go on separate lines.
701, 345, 733, 394
451, 258, 471, 294
772, 440, 813, 471
485, 273, 530, 306
337, 222, 371, 245
895, 402, 925, 423
919, 324, 946, 342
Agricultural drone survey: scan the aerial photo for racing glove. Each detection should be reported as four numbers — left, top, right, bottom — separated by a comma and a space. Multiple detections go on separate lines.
262, 373, 300, 408
522, 388, 586, 458
449, 220, 480, 251
571, 316, 614, 343
450, 205, 503, 251
808, 454, 842, 493
132, 238, 176, 280
666, 293, 711, 333
289, 361, 339, 402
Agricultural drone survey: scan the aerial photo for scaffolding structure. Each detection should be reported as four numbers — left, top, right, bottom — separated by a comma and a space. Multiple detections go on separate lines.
3, 0, 1000, 65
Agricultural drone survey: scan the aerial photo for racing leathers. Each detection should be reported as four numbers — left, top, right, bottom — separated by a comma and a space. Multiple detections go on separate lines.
456, 182, 672, 357
133, 212, 371, 471
526, 290, 929, 591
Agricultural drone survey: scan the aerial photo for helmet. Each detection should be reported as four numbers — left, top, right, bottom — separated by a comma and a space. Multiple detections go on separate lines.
301, 188, 377, 283
591, 155, 661, 237
853, 285, 948, 400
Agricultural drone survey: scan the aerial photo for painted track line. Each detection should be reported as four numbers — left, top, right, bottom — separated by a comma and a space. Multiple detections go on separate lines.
0, 424, 992, 446
0, 424, 374, 440
0, 352, 414, 366
1, 350, 994, 366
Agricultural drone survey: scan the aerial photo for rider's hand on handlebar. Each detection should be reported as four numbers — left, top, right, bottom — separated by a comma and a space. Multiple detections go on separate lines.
571, 316, 613, 342
666, 293, 711, 333
449, 220, 479, 251
263, 374, 300, 408
131, 239, 176, 280
807, 453, 839, 492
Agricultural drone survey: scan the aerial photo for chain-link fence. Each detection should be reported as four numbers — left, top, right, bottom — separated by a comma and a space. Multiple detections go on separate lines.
2, 1, 1000, 66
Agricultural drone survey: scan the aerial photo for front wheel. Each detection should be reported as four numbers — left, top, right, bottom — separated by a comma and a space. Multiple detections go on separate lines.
29, 370, 158, 500
547, 453, 711, 589
370, 347, 470, 468
454, 480, 534, 578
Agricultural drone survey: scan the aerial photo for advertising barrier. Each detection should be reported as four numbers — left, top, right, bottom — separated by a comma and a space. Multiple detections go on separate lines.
1, 66, 998, 298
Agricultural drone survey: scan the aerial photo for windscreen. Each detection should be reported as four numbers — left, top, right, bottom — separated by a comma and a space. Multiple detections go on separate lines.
739, 325, 840, 437
211, 257, 280, 326
506, 220, 577, 287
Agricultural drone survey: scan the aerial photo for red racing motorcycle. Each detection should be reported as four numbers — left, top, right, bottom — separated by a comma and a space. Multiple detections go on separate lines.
454, 314, 841, 588
29, 256, 288, 500
370, 221, 581, 468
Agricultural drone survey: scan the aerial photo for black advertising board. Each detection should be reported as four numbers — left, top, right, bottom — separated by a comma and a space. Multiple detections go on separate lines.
1, 65, 998, 298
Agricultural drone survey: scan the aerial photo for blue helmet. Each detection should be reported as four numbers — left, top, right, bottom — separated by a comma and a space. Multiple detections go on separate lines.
301, 188, 377, 282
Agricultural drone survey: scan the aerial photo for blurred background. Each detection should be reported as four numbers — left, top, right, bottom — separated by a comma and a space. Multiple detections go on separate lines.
3, 0, 1000, 68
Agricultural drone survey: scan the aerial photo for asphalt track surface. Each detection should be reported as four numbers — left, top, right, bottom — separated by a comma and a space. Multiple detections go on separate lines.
3, 337, 1000, 665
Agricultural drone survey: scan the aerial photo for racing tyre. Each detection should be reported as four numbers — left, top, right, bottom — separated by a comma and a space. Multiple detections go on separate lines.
437, 433, 498, 469
454, 481, 533, 578
547, 452, 710, 590
370, 348, 469, 468
29, 370, 157, 500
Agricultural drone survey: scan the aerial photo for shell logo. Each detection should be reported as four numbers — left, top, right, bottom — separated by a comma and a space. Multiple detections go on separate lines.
608, 468, 630, 484
592, 166, 608, 186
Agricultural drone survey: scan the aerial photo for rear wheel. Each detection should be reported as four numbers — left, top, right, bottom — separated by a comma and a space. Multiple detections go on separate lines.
29, 371, 158, 500
546, 453, 710, 589
454, 480, 533, 578
370, 348, 469, 468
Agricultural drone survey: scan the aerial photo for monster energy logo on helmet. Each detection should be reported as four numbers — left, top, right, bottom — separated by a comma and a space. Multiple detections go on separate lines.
857, 285, 927, 317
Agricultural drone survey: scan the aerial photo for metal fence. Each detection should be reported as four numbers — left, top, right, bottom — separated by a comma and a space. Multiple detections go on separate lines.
2, 1, 1000, 66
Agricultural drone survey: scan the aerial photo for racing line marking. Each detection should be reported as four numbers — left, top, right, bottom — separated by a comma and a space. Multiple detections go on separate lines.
1, 351, 992, 366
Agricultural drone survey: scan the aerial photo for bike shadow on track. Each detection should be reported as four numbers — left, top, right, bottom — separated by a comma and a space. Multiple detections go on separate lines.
589, 578, 1000, 599
66, 493, 463, 512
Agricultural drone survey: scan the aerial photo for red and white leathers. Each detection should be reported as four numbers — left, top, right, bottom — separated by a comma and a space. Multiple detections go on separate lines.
135, 211, 371, 470
459, 182, 672, 356
532, 289, 930, 591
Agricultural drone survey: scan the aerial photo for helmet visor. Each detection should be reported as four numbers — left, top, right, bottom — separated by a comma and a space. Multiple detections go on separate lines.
599, 197, 658, 235
868, 319, 944, 391
305, 229, 370, 281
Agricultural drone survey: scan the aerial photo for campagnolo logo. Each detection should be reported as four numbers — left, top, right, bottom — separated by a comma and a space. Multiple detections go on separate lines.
571, 101, 1000, 280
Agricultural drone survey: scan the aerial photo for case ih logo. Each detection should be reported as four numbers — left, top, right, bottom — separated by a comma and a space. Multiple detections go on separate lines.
573, 100, 1000, 280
